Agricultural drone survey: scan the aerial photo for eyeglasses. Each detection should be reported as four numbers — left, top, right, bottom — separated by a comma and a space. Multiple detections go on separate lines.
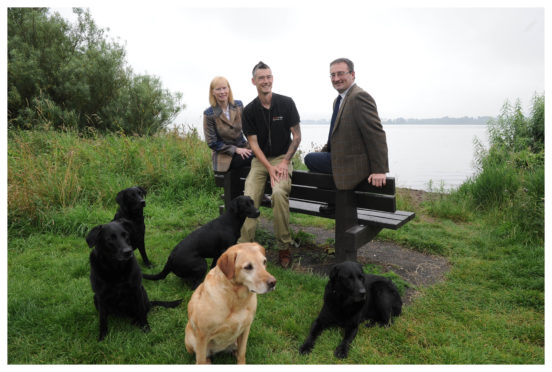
330, 71, 350, 78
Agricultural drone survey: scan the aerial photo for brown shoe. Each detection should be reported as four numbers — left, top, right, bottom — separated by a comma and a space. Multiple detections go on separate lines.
278, 249, 292, 268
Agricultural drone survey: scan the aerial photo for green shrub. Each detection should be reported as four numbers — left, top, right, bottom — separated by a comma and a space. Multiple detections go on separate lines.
460, 160, 519, 209
457, 94, 544, 243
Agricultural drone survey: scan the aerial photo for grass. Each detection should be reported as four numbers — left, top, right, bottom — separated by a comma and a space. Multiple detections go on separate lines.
8, 216, 544, 364
7, 129, 544, 364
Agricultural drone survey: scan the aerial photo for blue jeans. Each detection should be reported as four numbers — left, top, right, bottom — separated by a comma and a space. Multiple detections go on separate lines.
304, 151, 332, 174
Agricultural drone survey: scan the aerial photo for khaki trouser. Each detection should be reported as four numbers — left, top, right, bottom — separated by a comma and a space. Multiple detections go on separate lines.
238, 155, 293, 246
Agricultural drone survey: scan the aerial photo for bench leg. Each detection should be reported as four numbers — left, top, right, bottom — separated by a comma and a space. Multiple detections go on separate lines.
345, 224, 382, 256
335, 190, 358, 262
335, 191, 384, 262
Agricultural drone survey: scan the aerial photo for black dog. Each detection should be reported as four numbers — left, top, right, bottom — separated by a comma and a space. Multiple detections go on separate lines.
299, 261, 402, 359
113, 186, 151, 267
143, 195, 260, 288
87, 220, 182, 341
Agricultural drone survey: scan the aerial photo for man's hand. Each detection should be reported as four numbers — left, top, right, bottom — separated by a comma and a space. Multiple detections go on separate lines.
270, 159, 290, 187
368, 173, 386, 188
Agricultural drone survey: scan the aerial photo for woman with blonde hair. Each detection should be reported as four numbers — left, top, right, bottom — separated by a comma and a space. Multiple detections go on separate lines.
203, 76, 252, 171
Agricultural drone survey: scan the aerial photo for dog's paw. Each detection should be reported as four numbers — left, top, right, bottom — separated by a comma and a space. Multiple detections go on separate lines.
364, 320, 376, 328
141, 324, 151, 333
334, 345, 349, 359
98, 327, 108, 342
299, 342, 313, 355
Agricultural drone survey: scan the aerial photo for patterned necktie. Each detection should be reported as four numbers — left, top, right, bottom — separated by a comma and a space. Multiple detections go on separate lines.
327, 95, 342, 152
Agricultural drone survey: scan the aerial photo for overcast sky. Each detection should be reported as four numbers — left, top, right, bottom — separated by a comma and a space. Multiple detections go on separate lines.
33, 1, 548, 126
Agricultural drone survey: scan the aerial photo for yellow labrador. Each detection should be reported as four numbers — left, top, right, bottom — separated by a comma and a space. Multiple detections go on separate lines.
185, 242, 276, 364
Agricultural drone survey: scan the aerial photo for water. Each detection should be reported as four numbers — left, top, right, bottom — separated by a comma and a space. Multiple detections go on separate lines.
299, 124, 489, 191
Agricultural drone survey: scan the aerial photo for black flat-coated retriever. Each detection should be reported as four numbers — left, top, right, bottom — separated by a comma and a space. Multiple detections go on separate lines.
87, 219, 182, 341
113, 186, 152, 267
299, 261, 402, 359
143, 195, 260, 289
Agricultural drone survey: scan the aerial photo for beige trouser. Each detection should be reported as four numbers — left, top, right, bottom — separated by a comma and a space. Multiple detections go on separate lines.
238, 155, 293, 247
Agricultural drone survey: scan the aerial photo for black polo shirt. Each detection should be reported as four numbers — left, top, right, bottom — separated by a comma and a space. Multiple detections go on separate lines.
242, 93, 300, 157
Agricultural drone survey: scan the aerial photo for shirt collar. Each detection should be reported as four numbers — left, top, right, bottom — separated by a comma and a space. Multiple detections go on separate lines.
339, 83, 355, 100
255, 93, 278, 110
213, 102, 236, 116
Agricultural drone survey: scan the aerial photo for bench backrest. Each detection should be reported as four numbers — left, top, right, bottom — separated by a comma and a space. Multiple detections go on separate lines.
214, 167, 397, 212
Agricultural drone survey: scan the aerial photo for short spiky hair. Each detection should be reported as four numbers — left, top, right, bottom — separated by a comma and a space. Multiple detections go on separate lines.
330, 58, 354, 72
252, 61, 270, 77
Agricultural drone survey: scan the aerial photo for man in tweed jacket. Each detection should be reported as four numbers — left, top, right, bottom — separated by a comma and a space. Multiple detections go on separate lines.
305, 58, 388, 196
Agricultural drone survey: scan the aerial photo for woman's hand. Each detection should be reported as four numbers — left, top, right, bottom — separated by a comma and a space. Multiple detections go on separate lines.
235, 147, 252, 159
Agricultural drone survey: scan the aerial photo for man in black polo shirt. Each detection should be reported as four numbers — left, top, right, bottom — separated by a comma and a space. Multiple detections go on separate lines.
238, 61, 302, 268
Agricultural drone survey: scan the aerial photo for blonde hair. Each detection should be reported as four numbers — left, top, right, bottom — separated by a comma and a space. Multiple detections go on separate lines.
209, 76, 235, 108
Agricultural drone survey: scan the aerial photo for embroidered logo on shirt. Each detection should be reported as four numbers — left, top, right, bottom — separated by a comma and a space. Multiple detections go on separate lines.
272, 116, 284, 121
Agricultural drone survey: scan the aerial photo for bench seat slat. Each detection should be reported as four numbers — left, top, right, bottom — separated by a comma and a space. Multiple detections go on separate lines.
290, 186, 334, 203
290, 187, 397, 212
289, 199, 327, 216
353, 178, 396, 195
357, 210, 415, 229
290, 171, 336, 189
355, 192, 396, 212
288, 199, 414, 230
357, 208, 414, 221
291, 171, 396, 195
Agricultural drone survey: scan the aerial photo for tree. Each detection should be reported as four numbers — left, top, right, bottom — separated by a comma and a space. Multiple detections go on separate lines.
7, 8, 183, 134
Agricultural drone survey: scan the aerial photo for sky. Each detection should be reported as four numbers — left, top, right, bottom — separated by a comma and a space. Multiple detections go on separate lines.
37, 0, 547, 128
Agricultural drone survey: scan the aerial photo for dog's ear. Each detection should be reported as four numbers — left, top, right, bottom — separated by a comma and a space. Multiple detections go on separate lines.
86, 225, 103, 248
329, 265, 339, 282
217, 248, 237, 280
138, 186, 147, 197
228, 197, 240, 214
253, 242, 266, 256
115, 189, 125, 206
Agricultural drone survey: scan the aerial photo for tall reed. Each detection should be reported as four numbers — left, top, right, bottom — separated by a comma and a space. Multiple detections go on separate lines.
8, 127, 213, 234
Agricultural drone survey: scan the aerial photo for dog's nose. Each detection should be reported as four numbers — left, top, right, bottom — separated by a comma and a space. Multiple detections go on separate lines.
140, 200, 146, 207
121, 247, 134, 260
267, 277, 277, 290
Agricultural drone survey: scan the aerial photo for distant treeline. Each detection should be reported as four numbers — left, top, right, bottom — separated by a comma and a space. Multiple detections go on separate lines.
382, 116, 494, 125
302, 116, 494, 125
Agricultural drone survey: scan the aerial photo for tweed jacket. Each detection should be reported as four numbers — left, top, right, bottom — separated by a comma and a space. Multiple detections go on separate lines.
203, 100, 249, 172
324, 84, 389, 190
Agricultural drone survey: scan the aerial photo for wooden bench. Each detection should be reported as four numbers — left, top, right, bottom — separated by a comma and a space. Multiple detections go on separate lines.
214, 167, 415, 262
